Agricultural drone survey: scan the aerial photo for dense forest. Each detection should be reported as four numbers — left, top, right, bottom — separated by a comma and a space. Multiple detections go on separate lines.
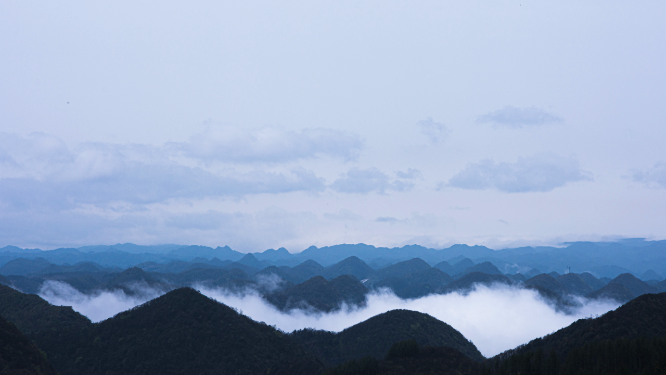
1, 241, 666, 374
1, 281, 666, 374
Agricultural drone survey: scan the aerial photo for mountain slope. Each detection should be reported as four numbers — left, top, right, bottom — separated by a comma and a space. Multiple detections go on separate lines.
498, 292, 666, 360
0, 314, 58, 375
291, 309, 484, 365
55, 288, 322, 375
266, 275, 367, 312
322, 256, 375, 281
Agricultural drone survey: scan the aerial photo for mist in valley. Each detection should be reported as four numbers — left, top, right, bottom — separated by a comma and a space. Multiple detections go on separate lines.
39, 281, 619, 357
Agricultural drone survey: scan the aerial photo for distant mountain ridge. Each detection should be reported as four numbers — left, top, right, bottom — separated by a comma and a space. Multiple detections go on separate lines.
3, 239, 666, 278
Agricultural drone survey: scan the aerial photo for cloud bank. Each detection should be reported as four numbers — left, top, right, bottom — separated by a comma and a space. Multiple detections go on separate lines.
39, 280, 162, 323
40, 282, 618, 358
169, 126, 364, 163
446, 154, 593, 193
477, 106, 563, 128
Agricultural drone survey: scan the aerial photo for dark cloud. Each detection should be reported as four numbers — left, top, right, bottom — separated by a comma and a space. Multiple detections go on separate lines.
446, 154, 592, 193
476, 106, 563, 128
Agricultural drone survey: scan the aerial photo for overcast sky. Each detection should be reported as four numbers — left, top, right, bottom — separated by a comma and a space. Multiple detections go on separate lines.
1, 1, 665, 251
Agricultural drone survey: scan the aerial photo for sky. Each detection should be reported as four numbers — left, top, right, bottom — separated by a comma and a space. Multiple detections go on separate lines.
1, 1, 665, 252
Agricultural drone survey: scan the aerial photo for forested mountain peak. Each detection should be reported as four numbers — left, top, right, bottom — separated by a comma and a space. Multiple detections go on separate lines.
499, 292, 666, 360
58, 287, 322, 375
0, 314, 58, 375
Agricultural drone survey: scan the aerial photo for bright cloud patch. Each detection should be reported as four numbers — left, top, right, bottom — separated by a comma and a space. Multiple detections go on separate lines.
446, 154, 592, 193
477, 106, 563, 128
631, 162, 666, 189
40, 281, 619, 358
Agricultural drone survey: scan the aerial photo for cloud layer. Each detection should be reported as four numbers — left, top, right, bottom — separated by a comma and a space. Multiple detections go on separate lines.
169, 126, 364, 163
40, 282, 618, 358
477, 106, 563, 128
446, 154, 592, 193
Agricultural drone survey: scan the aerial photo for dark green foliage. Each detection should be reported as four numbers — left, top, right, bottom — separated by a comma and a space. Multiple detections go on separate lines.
0, 284, 91, 336
455, 261, 502, 279
104, 267, 172, 295
587, 282, 635, 303
164, 267, 250, 287
373, 268, 452, 299
655, 279, 666, 293
37, 261, 104, 275
288, 259, 326, 283
48, 288, 322, 375
508, 273, 527, 283
525, 274, 567, 296
325, 346, 481, 375
491, 336, 666, 375
555, 273, 594, 296
0, 314, 58, 375
266, 275, 367, 312
386, 339, 420, 359
372, 258, 432, 281
452, 258, 476, 274
578, 272, 607, 291
444, 272, 513, 294
323, 356, 379, 375
608, 273, 657, 297
329, 275, 369, 306
322, 256, 376, 280
3, 276, 45, 294
433, 260, 455, 275
492, 292, 666, 373
0, 258, 51, 276
291, 309, 484, 365
639, 269, 662, 282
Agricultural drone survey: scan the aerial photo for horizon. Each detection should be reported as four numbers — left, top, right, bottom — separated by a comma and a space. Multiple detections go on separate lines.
1, 236, 659, 254
1, 1, 665, 252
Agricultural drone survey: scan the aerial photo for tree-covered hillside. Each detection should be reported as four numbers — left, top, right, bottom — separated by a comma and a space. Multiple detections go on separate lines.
291, 309, 484, 365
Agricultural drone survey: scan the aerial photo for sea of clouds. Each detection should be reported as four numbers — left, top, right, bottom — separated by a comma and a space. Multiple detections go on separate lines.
39, 281, 619, 358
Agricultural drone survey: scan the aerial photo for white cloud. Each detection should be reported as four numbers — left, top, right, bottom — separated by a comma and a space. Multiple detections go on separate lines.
169, 125, 364, 163
40, 281, 618, 358
446, 154, 593, 193
331, 168, 414, 194
39, 280, 161, 323
477, 106, 563, 128
200, 285, 618, 357
631, 162, 666, 189
0, 133, 327, 209
417, 118, 450, 143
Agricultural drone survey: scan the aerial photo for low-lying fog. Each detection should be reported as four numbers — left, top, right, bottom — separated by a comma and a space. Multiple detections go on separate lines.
39, 281, 619, 357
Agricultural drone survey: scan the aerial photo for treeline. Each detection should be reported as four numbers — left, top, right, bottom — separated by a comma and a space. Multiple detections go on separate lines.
486, 336, 666, 375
